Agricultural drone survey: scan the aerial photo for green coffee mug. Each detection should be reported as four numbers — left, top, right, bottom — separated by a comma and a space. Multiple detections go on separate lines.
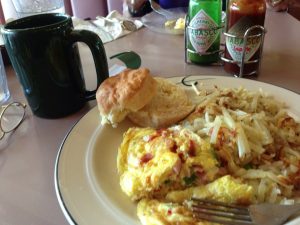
2, 13, 109, 118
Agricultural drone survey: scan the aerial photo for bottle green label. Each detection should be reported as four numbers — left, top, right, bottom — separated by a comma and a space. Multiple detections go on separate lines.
226, 17, 262, 65
189, 9, 219, 53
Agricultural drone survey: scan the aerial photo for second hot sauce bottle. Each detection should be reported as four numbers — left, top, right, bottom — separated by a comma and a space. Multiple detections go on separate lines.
224, 0, 266, 76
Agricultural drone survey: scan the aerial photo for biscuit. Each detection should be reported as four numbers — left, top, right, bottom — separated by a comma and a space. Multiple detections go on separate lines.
128, 77, 194, 128
96, 68, 157, 126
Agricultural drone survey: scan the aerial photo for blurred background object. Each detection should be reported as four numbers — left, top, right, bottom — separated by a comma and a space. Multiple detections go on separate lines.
107, 0, 123, 14
266, 0, 290, 11
11, 0, 65, 18
159, 0, 188, 9
288, 0, 300, 20
125, 0, 152, 17
0, 0, 72, 20
70, 0, 108, 19
0, 1, 4, 23
0, 0, 121, 20
0, 0, 298, 22
265, 0, 300, 20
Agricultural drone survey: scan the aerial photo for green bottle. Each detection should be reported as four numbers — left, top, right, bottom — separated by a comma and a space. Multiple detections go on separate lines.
187, 0, 222, 64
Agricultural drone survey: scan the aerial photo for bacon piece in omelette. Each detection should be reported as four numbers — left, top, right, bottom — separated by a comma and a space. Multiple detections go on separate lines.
117, 126, 220, 201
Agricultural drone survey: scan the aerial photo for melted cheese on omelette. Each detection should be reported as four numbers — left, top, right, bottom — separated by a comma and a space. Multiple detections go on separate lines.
117, 126, 220, 201
166, 175, 254, 205
137, 199, 211, 225
137, 176, 253, 225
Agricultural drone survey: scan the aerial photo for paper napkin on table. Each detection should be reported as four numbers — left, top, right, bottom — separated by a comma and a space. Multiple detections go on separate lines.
73, 10, 143, 44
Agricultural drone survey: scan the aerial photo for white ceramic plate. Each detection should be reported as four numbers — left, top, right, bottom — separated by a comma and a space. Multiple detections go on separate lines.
141, 7, 187, 35
55, 75, 300, 225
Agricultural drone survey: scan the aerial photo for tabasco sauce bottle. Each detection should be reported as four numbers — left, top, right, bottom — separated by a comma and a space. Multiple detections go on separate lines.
224, 0, 266, 76
187, 0, 222, 64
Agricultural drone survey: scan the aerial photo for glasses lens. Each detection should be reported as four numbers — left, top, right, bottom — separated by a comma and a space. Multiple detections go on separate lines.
1, 103, 25, 133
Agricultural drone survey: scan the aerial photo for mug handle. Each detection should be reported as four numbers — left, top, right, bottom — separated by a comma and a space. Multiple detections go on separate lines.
68, 30, 109, 101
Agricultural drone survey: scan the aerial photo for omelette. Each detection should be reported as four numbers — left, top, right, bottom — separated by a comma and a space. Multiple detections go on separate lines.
137, 175, 254, 225
137, 199, 204, 225
117, 126, 220, 201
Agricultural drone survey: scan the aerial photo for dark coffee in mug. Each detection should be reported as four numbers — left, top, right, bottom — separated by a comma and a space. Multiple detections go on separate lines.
2, 13, 109, 118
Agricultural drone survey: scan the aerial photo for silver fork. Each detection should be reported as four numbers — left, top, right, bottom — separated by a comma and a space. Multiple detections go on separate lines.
191, 198, 300, 225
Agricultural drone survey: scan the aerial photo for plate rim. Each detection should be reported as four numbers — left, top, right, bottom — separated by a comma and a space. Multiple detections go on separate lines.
54, 114, 84, 225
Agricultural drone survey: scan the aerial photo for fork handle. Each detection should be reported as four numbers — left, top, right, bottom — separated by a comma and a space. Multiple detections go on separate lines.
250, 204, 300, 225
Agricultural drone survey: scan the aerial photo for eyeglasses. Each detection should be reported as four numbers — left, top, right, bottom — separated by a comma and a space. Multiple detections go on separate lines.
0, 102, 26, 140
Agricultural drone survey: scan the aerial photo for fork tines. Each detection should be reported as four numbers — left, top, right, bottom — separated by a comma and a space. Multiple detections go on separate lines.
191, 198, 255, 225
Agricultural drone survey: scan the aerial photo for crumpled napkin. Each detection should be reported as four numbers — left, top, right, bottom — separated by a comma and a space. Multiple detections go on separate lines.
73, 10, 143, 43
